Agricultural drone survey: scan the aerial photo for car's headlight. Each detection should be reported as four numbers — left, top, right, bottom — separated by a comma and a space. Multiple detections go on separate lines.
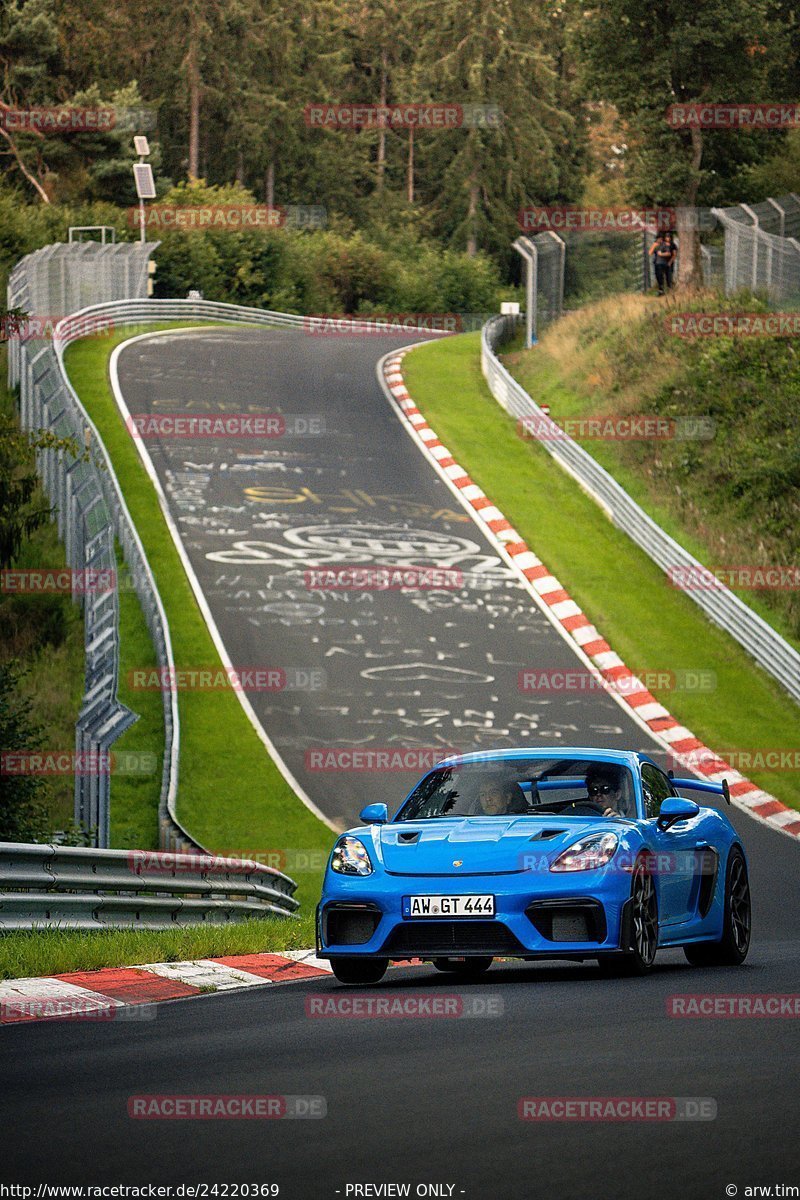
330, 836, 373, 876
550, 832, 619, 872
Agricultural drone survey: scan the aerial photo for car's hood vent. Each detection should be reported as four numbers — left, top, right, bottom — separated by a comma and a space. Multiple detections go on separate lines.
379, 818, 582, 876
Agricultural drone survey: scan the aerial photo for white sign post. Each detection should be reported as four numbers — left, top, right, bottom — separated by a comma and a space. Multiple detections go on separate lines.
132, 138, 155, 243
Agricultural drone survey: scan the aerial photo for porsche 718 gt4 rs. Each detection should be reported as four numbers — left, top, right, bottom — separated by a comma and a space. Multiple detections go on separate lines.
316, 748, 752, 984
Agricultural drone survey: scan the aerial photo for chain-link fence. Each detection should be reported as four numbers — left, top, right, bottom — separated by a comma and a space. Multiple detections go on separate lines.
517, 195, 800, 318
711, 194, 800, 305
512, 231, 566, 346
565, 229, 647, 302
6, 242, 203, 853
714, 193, 800, 239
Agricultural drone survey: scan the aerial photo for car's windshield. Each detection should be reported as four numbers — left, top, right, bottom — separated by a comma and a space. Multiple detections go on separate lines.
397, 757, 636, 820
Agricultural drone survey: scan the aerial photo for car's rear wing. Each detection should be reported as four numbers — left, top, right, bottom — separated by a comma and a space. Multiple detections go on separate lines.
669, 776, 731, 805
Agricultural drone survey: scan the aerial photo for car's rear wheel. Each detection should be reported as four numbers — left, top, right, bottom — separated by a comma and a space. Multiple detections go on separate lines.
684, 847, 751, 967
330, 956, 388, 984
432, 956, 493, 976
598, 856, 659, 977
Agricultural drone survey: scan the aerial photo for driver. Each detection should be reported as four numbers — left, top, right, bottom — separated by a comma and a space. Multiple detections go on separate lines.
585, 764, 626, 818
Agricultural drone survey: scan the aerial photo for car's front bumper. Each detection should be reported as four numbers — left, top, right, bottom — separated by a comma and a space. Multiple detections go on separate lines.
316, 869, 633, 960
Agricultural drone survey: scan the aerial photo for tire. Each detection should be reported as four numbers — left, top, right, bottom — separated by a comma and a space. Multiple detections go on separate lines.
684, 847, 751, 967
330, 956, 388, 985
432, 956, 493, 977
599, 856, 659, 976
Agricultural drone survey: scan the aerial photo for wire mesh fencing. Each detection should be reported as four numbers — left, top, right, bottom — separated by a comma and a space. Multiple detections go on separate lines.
711, 196, 800, 306
512, 231, 566, 345
516, 194, 800, 308
5, 241, 202, 852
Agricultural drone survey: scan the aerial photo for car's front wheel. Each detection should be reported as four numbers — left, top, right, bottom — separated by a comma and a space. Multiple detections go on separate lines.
432, 957, 493, 977
330, 956, 388, 985
598, 856, 659, 977
684, 846, 751, 967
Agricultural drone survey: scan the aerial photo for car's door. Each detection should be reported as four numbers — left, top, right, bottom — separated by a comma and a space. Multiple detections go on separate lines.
641, 763, 702, 926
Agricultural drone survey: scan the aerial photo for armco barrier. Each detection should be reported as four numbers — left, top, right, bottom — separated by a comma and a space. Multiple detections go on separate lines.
481, 315, 800, 705
0, 841, 298, 929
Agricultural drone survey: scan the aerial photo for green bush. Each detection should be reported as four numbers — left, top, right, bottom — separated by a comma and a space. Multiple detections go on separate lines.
1, 177, 504, 317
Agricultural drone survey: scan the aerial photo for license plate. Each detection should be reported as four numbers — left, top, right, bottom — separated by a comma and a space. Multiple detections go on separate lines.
402, 894, 495, 919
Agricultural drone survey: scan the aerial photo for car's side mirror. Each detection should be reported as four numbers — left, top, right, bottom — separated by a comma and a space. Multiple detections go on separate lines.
359, 802, 389, 825
657, 795, 700, 831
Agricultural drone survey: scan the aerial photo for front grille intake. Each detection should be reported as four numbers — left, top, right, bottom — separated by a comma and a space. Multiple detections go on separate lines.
382, 920, 524, 957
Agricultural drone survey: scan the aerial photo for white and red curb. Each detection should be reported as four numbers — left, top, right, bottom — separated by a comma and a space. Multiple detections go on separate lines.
0, 950, 334, 1025
380, 350, 800, 843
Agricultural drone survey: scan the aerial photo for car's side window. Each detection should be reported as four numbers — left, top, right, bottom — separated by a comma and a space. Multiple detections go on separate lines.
641, 764, 675, 819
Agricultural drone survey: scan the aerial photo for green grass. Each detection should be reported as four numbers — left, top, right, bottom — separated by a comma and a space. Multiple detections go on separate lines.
64, 324, 333, 910
402, 332, 800, 811
506, 293, 800, 650
0, 913, 317, 980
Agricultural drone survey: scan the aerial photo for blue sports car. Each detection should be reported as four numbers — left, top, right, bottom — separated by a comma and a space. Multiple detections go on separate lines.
316, 748, 752, 984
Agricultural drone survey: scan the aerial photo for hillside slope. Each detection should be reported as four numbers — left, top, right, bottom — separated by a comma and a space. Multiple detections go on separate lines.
505, 293, 800, 648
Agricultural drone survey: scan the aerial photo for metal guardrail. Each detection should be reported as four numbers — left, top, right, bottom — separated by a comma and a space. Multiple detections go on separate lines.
481, 315, 800, 705
51, 296, 425, 335
0, 841, 298, 930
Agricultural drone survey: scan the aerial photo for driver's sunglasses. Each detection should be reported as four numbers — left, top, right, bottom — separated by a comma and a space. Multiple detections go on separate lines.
588, 783, 613, 796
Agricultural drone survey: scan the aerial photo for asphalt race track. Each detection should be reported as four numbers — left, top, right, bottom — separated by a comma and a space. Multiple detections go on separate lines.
114, 326, 673, 827
3, 327, 797, 1198
3, 927, 800, 1195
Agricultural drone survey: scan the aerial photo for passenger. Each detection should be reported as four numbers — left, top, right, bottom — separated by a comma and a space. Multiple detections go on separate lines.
476, 777, 527, 815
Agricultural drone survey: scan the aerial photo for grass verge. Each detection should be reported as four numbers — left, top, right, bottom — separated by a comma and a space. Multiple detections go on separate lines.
64, 324, 333, 910
402, 332, 800, 811
505, 292, 800, 651
0, 912, 316, 980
